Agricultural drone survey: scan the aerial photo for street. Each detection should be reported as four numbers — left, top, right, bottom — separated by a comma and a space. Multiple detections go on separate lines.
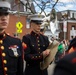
48, 62, 56, 75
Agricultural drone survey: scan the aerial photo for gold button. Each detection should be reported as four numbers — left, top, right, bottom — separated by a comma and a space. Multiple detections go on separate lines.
4, 67, 7, 71
32, 56, 34, 59
32, 45, 34, 47
39, 52, 40, 53
38, 48, 40, 50
2, 53, 6, 57
39, 56, 40, 58
27, 64, 29, 66
1, 46, 4, 50
43, 45, 45, 47
36, 56, 37, 58
0, 40, 3, 44
38, 44, 40, 46
38, 40, 39, 42
3, 60, 7, 64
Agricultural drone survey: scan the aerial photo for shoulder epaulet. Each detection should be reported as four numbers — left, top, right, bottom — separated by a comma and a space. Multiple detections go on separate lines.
6, 33, 20, 39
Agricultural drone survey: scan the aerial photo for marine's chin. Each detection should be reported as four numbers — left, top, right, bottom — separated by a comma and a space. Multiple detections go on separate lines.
0, 26, 7, 30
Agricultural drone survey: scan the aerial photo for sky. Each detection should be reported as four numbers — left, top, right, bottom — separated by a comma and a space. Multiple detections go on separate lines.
56, 0, 76, 11
33, 0, 76, 14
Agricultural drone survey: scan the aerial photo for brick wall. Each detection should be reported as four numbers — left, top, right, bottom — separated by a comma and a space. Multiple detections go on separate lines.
5, 14, 32, 40
59, 21, 76, 40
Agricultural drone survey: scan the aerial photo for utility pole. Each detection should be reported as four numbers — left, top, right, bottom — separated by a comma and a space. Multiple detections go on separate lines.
62, 13, 68, 40
15, 0, 21, 38
63, 20, 67, 40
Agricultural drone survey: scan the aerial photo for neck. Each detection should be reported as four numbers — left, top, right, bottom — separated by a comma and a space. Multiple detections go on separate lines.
0, 29, 5, 34
33, 30, 40, 34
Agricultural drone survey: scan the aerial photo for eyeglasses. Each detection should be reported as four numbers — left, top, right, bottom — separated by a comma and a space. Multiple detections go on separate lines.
0, 12, 9, 16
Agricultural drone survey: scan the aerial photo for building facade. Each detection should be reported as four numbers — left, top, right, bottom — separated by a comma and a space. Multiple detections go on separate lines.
58, 10, 76, 40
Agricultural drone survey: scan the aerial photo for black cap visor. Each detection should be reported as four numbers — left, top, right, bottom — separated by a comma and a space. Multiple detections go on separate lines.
0, 7, 10, 13
31, 20, 43, 25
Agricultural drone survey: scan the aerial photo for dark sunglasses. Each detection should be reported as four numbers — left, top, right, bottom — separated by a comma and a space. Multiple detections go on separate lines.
0, 12, 9, 16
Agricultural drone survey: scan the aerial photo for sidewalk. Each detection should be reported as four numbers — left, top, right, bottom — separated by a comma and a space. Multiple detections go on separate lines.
48, 62, 56, 75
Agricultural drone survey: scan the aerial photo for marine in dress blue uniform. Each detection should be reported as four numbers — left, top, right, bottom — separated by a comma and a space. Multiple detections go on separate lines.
22, 14, 50, 75
0, 1, 23, 75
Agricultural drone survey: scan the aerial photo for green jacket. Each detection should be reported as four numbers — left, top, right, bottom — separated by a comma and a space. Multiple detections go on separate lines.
58, 43, 64, 53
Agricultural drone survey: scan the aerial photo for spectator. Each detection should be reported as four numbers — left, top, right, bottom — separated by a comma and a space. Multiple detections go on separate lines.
53, 38, 76, 75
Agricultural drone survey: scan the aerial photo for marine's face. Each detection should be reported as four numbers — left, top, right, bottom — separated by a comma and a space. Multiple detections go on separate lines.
31, 22, 41, 33
0, 12, 9, 31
